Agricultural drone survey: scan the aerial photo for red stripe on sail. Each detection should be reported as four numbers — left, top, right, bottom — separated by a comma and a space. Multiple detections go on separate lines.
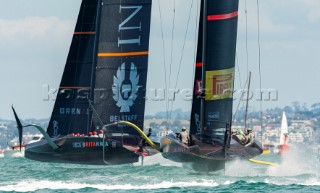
207, 11, 238, 21
196, 63, 203, 67
74, 32, 96, 35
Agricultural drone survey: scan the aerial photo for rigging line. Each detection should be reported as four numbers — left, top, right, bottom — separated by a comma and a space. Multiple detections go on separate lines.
234, 0, 251, 127
88, 99, 104, 127
233, 52, 250, 123
167, 0, 176, 124
157, 0, 169, 125
232, 52, 244, 123
233, 72, 249, 124
88, 0, 101, 134
236, 53, 243, 90
169, 0, 194, 117
257, 0, 263, 142
244, 72, 252, 130
245, 0, 249, 77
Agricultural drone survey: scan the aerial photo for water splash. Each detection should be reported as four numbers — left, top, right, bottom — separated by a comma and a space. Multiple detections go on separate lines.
133, 153, 183, 167
0, 180, 219, 192
267, 144, 319, 177
225, 158, 266, 177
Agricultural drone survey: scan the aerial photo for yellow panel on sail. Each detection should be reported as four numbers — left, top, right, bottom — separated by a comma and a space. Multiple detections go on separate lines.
205, 67, 235, 100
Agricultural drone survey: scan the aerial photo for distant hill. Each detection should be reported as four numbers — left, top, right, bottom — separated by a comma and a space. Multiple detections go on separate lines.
146, 108, 190, 120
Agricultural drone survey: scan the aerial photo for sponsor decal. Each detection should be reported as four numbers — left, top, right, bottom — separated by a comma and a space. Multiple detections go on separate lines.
73, 142, 81, 148
171, 147, 185, 153
195, 80, 202, 95
207, 112, 220, 121
59, 108, 88, 115
118, 5, 143, 46
205, 68, 235, 100
110, 115, 138, 122
72, 141, 108, 148
112, 63, 140, 113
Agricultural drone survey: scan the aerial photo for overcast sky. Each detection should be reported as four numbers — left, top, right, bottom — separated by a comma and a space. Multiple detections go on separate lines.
1, 0, 320, 120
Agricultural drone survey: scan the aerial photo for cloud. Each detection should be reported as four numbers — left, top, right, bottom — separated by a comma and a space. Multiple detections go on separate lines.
0, 16, 74, 46
238, 13, 295, 35
0, 16, 75, 68
0, 16, 76, 119
305, 0, 320, 22
238, 1, 296, 36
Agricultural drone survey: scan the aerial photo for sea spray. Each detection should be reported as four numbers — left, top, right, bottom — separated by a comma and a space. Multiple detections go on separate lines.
267, 144, 319, 176
0, 155, 320, 192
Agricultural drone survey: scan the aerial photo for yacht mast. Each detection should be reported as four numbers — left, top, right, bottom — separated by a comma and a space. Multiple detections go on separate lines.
200, 0, 208, 141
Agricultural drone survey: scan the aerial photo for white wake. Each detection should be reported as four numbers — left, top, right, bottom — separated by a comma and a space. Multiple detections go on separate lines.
0, 180, 218, 192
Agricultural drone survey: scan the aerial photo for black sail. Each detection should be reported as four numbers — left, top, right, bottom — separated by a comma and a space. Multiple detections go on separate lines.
190, 1, 203, 136
94, 0, 152, 138
47, 0, 99, 137
203, 0, 239, 145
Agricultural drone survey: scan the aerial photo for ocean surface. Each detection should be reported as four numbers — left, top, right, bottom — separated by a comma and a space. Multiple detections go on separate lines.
0, 147, 319, 193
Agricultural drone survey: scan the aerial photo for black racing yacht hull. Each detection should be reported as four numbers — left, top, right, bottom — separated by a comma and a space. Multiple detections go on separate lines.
25, 136, 157, 165
160, 133, 263, 172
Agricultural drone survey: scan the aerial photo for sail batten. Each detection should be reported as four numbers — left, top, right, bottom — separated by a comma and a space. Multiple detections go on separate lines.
196, 63, 203, 67
98, 51, 149, 57
74, 32, 96, 35
207, 11, 238, 21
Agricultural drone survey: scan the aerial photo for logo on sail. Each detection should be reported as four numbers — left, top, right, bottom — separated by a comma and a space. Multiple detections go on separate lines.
208, 111, 220, 121
205, 68, 235, 100
195, 80, 202, 94
112, 62, 140, 112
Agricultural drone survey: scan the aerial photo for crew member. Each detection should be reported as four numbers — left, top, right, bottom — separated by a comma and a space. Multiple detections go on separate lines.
178, 126, 189, 146
138, 128, 152, 152
233, 129, 246, 145
244, 128, 255, 147
142, 128, 152, 146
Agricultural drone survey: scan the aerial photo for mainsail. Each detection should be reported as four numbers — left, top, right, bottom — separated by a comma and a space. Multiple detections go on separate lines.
47, 0, 99, 137
202, 0, 239, 145
94, 0, 152, 138
280, 112, 288, 145
180, 0, 240, 144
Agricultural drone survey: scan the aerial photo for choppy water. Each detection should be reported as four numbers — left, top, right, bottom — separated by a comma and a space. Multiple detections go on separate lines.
0, 146, 319, 193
